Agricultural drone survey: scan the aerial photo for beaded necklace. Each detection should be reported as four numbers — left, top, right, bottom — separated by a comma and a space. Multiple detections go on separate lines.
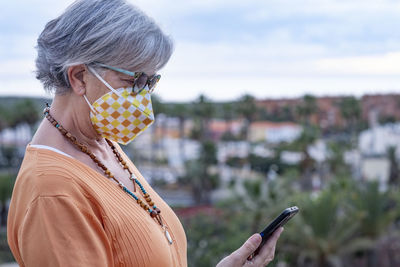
43, 105, 173, 245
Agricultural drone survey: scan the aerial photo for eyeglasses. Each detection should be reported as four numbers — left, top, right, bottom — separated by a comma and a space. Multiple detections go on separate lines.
95, 63, 161, 94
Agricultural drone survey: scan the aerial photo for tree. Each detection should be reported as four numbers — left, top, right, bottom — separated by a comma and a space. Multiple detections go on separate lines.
0, 105, 9, 134
338, 97, 361, 148
387, 146, 399, 186
151, 94, 167, 116
191, 95, 215, 141
296, 94, 318, 126
346, 181, 397, 267
180, 174, 400, 267
149, 95, 166, 167
326, 141, 351, 178
169, 103, 190, 165
11, 99, 40, 136
0, 173, 15, 227
291, 125, 320, 190
283, 188, 361, 267
0, 105, 10, 154
178, 141, 219, 204
237, 94, 257, 141
221, 102, 236, 139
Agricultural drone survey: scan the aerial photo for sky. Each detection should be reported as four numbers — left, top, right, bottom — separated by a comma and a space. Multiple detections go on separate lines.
1, 0, 400, 102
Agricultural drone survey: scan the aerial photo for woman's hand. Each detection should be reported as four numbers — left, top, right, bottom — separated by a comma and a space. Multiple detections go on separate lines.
216, 227, 284, 267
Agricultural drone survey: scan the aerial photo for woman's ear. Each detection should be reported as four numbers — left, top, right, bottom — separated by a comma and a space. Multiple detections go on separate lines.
67, 64, 87, 96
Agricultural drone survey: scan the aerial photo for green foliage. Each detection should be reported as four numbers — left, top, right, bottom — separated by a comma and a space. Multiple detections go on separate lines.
259, 105, 295, 122
339, 97, 361, 124
225, 156, 246, 168
151, 94, 167, 115
237, 94, 256, 123
349, 181, 396, 238
379, 115, 397, 124
220, 131, 239, 141
0, 97, 43, 130
198, 141, 217, 165
0, 146, 23, 168
326, 141, 351, 176
247, 154, 291, 175
191, 95, 215, 141
0, 174, 15, 204
178, 141, 220, 204
388, 146, 400, 185
0, 173, 15, 228
0, 230, 15, 263
296, 94, 318, 125
192, 95, 215, 120
184, 210, 251, 267
183, 175, 399, 267
221, 102, 235, 122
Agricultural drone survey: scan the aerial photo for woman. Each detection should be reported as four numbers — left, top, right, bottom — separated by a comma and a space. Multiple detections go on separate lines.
7, 0, 283, 266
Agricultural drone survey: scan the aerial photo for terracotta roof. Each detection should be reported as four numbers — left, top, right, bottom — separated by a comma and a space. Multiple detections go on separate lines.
250, 121, 299, 128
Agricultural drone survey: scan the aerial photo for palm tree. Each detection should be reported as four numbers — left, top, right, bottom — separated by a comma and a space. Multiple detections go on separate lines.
339, 97, 361, 148
149, 94, 167, 168
237, 94, 257, 141
221, 102, 235, 139
282, 180, 366, 267
169, 103, 190, 165
281, 178, 398, 267
179, 140, 219, 204
326, 141, 351, 178
347, 181, 398, 267
291, 125, 320, 190
296, 94, 318, 126
237, 177, 293, 233
387, 146, 399, 186
192, 94, 215, 141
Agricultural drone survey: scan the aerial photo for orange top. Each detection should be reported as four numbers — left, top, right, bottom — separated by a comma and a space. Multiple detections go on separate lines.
7, 145, 187, 267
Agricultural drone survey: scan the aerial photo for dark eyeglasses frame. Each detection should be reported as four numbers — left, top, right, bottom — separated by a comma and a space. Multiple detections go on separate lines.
95, 63, 161, 94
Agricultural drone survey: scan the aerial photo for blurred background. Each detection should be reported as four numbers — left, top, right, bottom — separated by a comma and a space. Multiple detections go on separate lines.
1, 0, 400, 266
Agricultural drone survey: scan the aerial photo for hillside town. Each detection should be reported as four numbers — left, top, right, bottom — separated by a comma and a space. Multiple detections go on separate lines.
2, 94, 400, 205
1, 93, 400, 266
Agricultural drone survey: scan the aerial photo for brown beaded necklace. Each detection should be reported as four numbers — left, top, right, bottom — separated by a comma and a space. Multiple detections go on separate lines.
43, 105, 173, 244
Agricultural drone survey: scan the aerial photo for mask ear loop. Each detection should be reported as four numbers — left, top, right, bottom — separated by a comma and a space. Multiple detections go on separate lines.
87, 66, 122, 97
83, 94, 97, 114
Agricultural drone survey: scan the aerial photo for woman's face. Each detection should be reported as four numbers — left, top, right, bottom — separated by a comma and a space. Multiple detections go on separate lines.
82, 65, 157, 114
84, 67, 140, 101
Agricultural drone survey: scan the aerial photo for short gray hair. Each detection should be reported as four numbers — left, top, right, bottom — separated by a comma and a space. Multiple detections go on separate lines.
35, 0, 174, 94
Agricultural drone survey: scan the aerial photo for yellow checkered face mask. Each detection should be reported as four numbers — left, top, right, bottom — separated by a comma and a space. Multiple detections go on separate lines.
84, 67, 155, 145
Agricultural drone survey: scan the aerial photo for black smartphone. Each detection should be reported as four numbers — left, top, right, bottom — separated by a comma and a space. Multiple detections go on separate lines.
248, 206, 299, 260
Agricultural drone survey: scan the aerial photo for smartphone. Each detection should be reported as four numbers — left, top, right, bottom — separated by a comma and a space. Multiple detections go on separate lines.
248, 206, 299, 260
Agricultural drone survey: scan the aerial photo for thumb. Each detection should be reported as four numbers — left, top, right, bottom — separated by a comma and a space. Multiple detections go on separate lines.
232, 234, 262, 262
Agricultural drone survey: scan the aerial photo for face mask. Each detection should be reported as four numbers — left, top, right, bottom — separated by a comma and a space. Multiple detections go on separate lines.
84, 66, 155, 145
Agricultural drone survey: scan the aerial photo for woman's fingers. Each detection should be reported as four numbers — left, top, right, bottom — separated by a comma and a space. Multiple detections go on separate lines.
252, 227, 284, 266
216, 228, 284, 267
231, 233, 262, 264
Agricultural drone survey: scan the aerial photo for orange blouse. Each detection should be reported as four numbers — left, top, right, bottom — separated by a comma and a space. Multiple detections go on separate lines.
7, 145, 187, 267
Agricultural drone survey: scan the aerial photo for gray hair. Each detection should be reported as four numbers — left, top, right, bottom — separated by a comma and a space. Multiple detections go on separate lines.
35, 0, 174, 94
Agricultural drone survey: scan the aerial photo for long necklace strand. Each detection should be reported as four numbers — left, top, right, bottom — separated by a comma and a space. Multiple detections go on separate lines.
43, 105, 173, 244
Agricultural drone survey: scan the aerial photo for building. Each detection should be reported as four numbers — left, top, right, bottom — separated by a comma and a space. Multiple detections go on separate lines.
208, 119, 243, 141
256, 94, 400, 130
359, 123, 400, 158
256, 96, 346, 128
362, 94, 400, 122
361, 156, 390, 188
248, 121, 302, 143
